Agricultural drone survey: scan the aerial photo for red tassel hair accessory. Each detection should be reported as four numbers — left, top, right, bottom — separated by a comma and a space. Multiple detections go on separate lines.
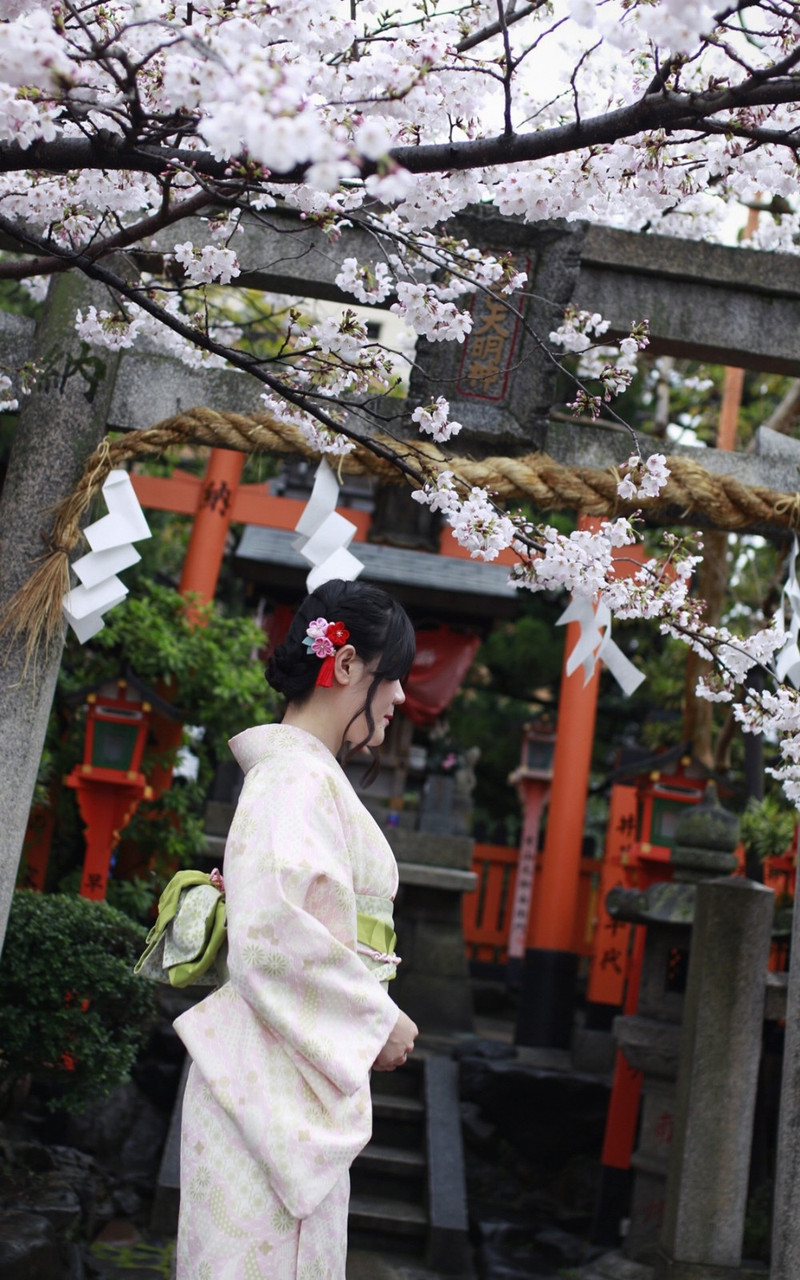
302, 617, 351, 687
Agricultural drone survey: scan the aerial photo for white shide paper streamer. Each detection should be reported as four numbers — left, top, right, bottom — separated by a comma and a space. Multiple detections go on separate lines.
63, 470, 152, 642
774, 537, 800, 688
557, 595, 645, 697
292, 460, 364, 591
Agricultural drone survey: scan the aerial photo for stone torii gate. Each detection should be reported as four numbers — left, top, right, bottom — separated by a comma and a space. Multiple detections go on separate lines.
3, 208, 800, 1273
2, 208, 800, 985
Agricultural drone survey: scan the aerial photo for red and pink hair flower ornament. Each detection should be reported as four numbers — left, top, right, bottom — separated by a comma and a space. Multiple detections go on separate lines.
303, 617, 351, 687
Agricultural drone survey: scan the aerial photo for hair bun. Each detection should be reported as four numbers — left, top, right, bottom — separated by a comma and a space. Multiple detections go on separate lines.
265, 644, 314, 700
263, 579, 415, 710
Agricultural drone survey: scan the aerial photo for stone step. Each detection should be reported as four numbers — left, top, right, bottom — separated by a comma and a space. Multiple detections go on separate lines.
354, 1143, 426, 1177
348, 1192, 428, 1238
352, 1069, 429, 1232
371, 1093, 425, 1121
371, 1091, 426, 1150
371, 1055, 425, 1100
351, 1140, 426, 1206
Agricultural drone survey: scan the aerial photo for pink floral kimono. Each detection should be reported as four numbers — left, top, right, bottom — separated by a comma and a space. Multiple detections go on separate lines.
174, 724, 401, 1280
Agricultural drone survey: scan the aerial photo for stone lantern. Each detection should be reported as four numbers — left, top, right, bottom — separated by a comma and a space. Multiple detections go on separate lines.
669, 782, 740, 882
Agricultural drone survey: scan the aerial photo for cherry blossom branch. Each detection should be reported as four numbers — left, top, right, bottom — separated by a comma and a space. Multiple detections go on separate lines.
389, 79, 800, 172
455, 1, 546, 53
0, 208, 444, 487
493, 0, 516, 137
2, 76, 799, 186
0, 188, 213, 280
687, 117, 800, 154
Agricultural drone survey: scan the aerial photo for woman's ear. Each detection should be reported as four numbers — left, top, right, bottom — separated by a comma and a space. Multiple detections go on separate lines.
332, 643, 358, 685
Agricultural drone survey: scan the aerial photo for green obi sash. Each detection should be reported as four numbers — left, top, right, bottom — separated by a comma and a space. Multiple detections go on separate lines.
135, 872, 397, 988
356, 912, 397, 958
134, 869, 227, 988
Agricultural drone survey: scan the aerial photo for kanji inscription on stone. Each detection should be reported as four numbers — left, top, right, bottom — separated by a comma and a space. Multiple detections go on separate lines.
456, 263, 530, 401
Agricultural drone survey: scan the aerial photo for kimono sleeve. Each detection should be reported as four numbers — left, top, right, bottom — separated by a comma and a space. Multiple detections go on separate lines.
223, 755, 400, 1098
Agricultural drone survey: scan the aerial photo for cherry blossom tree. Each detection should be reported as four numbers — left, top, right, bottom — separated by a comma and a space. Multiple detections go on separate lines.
1, 0, 800, 803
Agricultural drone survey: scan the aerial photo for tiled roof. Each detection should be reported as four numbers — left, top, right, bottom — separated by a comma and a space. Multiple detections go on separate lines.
235, 526, 519, 599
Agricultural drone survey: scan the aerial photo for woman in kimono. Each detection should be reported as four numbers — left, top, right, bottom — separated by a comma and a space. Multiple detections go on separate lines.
174, 578, 419, 1280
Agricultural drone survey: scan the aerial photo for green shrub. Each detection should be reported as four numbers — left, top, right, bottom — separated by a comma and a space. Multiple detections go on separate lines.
740, 796, 796, 864
0, 891, 156, 1114
106, 874, 159, 927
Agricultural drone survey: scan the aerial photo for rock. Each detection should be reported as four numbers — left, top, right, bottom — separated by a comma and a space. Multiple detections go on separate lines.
62, 1081, 169, 1192
585, 1252, 654, 1279
478, 1249, 556, 1280
60, 1241, 86, 1280
1, 1139, 55, 1174
453, 1037, 518, 1061
0, 1209, 63, 1279
534, 1224, 594, 1267
112, 1184, 143, 1218
43, 1143, 111, 1238
476, 1220, 559, 1279
118, 1094, 169, 1190
460, 1101, 497, 1150
49, 1145, 101, 1176
132, 1058, 182, 1111
18, 1179, 82, 1234
459, 1060, 609, 1177
63, 1084, 141, 1165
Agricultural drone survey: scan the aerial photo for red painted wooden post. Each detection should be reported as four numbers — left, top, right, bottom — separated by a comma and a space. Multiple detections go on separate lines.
179, 449, 245, 612
587, 784, 639, 1007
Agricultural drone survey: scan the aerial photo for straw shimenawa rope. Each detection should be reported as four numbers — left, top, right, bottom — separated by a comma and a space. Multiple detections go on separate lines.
4, 404, 800, 668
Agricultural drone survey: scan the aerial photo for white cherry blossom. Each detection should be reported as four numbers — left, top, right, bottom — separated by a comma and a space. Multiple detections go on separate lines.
1, 0, 800, 795
411, 398, 463, 443
173, 243, 240, 286
617, 454, 671, 502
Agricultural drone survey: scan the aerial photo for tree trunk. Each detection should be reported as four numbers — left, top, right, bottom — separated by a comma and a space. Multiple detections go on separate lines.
683, 529, 729, 769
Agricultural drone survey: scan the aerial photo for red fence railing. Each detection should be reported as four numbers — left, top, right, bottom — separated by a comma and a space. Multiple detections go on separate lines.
462, 843, 600, 966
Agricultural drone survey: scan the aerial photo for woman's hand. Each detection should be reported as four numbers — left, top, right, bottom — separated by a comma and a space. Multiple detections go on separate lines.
373, 1009, 419, 1072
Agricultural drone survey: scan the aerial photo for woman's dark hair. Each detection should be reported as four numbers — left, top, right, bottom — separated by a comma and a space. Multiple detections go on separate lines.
265, 579, 416, 777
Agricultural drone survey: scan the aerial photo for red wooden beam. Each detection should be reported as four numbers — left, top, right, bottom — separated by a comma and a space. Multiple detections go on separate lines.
129, 468, 518, 564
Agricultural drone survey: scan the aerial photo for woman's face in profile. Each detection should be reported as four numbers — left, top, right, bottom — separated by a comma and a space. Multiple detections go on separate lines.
345, 662, 406, 748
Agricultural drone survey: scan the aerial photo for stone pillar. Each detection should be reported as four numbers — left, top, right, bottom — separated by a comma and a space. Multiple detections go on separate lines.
609, 886, 691, 1264
408, 212, 585, 454
0, 271, 121, 952
771, 890, 800, 1278
388, 828, 476, 1035
658, 877, 774, 1279
606, 784, 742, 1264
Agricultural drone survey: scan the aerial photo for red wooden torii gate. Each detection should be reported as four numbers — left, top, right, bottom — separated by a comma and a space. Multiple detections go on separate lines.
131, 448, 518, 607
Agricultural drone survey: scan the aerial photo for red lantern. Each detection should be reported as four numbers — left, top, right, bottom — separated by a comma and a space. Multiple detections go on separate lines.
65, 680, 153, 901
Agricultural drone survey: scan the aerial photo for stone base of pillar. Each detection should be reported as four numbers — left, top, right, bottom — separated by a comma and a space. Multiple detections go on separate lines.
514, 947, 577, 1048
654, 1258, 768, 1280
